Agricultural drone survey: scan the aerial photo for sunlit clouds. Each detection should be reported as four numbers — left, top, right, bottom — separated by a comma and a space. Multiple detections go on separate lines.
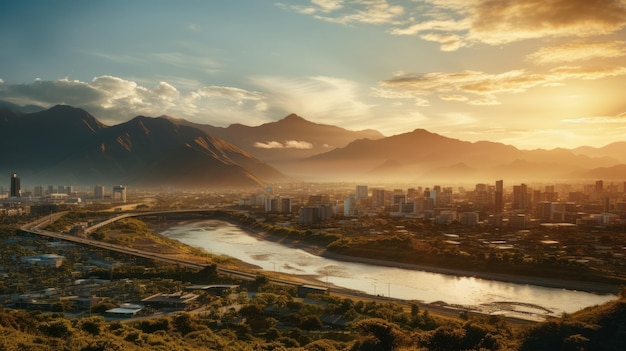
527, 40, 626, 65
254, 140, 314, 149
376, 66, 626, 106
0, 77, 268, 126
249, 75, 375, 126
2, 1, 626, 149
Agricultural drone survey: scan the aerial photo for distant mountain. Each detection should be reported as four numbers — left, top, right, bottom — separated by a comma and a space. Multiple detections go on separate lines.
0, 100, 46, 113
572, 142, 626, 163
570, 164, 626, 180
288, 128, 622, 182
0, 105, 287, 189
168, 114, 384, 164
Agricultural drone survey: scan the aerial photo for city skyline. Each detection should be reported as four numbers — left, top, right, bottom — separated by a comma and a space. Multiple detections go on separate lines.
1, 1, 626, 150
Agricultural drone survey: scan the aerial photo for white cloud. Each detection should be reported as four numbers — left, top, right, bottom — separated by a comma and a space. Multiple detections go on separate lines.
250, 75, 374, 125
562, 112, 626, 124
376, 65, 626, 105
312, 0, 344, 12
284, 140, 314, 149
280, 0, 404, 25
253, 141, 285, 149
253, 140, 314, 149
289, 0, 626, 51
419, 32, 465, 51
528, 40, 626, 65
439, 94, 468, 102
0, 76, 271, 127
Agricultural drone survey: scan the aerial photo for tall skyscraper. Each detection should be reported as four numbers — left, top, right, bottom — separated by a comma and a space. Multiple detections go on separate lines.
112, 185, 127, 203
94, 185, 105, 199
10, 173, 21, 198
355, 185, 368, 200
512, 183, 529, 210
495, 180, 503, 213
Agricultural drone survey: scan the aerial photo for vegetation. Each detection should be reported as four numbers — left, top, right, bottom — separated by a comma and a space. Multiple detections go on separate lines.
2, 208, 626, 351
0, 291, 624, 350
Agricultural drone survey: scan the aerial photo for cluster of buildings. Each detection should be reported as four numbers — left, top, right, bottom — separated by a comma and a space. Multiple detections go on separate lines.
242, 179, 626, 229
0, 172, 127, 216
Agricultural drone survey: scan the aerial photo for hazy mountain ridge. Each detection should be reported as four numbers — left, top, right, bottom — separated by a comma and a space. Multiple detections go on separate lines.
572, 142, 626, 163
1, 102, 624, 186
168, 113, 385, 164
288, 128, 624, 182
0, 105, 287, 189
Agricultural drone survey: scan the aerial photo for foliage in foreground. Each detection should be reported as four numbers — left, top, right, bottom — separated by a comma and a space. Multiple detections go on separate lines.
1, 293, 625, 351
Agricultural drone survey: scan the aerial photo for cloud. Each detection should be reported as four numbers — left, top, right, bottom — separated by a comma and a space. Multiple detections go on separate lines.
466, 0, 626, 45
285, 140, 314, 149
253, 140, 314, 149
527, 40, 626, 65
439, 94, 468, 102
312, 0, 344, 12
250, 75, 374, 124
419, 33, 465, 51
0, 76, 270, 126
562, 112, 626, 124
279, 0, 404, 25
193, 86, 264, 104
376, 65, 626, 105
283, 0, 626, 52
253, 141, 285, 149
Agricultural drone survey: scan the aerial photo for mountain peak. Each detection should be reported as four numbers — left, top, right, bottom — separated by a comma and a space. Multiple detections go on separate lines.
281, 113, 308, 123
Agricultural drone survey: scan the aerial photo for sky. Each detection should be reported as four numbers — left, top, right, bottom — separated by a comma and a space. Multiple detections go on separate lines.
1, 0, 626, 150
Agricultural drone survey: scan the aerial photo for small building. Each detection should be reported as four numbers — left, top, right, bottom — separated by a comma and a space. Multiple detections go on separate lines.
141, 292, 199, 310
297, 284, 328, 298
21, 254, 65, 267
185, 284, 239, 296
106, 303, 143, 318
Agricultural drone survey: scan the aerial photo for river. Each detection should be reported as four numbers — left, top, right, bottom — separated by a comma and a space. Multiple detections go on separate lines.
159, 219, 616, 320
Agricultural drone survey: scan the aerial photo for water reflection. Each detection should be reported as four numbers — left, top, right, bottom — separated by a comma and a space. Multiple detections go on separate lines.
159, 219, 616, 315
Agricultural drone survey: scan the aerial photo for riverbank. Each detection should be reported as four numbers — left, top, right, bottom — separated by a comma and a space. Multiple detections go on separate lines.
233, 221, 620, 296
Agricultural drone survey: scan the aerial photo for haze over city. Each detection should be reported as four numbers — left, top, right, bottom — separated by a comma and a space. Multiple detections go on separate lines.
2, 0, 626, 150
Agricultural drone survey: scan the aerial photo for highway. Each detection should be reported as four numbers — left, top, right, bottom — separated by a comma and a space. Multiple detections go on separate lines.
19, 210, 335, 292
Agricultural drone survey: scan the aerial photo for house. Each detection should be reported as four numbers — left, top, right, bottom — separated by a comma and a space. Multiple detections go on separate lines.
185, 284, 239, 296
141, 292, 199, 310
297, 284, 328, 298
106, 303, 143, 318
21, 254, 65, 267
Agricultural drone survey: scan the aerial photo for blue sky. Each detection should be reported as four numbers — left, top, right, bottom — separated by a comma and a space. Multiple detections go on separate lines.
2, 0, 626, 149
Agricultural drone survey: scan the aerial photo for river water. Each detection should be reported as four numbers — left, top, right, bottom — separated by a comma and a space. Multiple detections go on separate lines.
159, 219, 616, 319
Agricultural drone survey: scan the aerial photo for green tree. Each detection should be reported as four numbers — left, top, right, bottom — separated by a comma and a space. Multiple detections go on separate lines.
352, 318, 407, 351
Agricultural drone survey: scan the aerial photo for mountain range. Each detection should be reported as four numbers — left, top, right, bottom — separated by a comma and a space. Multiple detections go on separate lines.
0, 105, 287, 189
1, 103, 625, 189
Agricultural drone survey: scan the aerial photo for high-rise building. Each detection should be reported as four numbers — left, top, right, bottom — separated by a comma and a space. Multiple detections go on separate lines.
512, 183, 529, 210
279, 197, 293, 213
355, 185, 368, 199
265, 197, 279, 212
595, 180, 604, 194
34, 186, 44, 197
372, 189, 387, 209
495, 180, 503, 213
10, 173, 21, 198
112, 185, 127, 203
94, 185, 105, 199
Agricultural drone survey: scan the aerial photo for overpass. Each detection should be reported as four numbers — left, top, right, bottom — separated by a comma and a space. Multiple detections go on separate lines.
19, 209, 254, 277
83, 208, 241, 235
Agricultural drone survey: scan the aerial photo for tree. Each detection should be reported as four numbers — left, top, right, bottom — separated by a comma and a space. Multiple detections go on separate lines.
298, 315, 323, 331
352, 318, 407, 351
